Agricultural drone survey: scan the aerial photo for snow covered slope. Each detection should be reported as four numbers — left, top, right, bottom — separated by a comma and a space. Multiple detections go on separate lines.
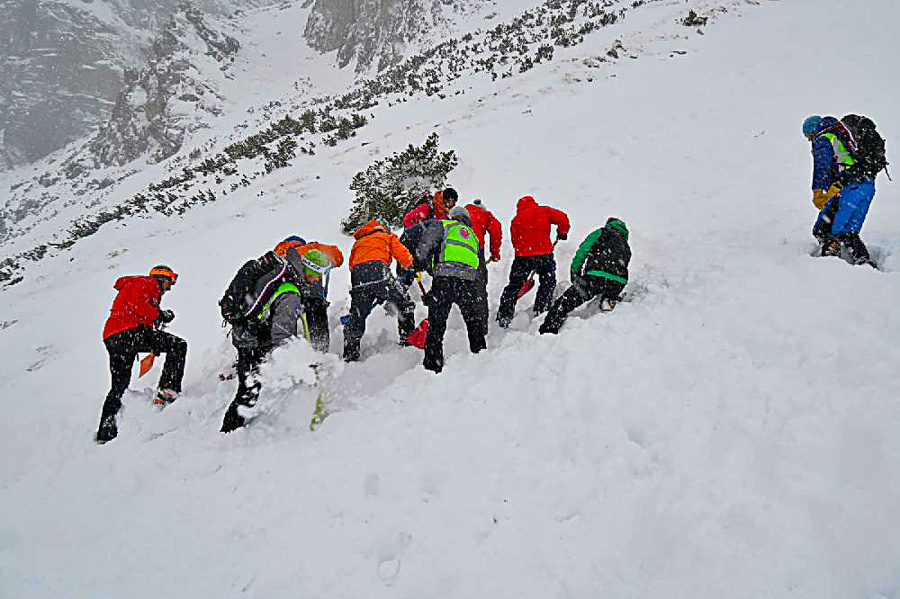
1, 0, 900, 597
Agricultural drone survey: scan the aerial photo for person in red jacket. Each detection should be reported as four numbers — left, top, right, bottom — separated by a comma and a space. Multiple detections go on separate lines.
465, 199, 503, 334
466, 199, 502, 264
95, 265, 187, 444
496, 195, 570, 327
402, 187, 458, 228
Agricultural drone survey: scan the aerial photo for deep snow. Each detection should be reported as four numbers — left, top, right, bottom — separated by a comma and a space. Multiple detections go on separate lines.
1, 0, 900, 597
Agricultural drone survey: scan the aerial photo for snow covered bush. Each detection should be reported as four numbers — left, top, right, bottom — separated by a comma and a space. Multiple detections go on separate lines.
341, 133, 458, 233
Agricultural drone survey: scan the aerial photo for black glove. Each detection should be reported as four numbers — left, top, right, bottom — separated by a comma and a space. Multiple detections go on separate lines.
556, 233, 568, 241
157, 309, 175, 324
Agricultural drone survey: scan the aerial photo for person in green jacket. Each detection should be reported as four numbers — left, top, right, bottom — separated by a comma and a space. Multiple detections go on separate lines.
539, 218, 630, 334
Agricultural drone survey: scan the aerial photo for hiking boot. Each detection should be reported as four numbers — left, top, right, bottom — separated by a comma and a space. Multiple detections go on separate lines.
220, 404, 245, 433
497, 314, 512, 328
820, 240, 841, 257
153, 388, 179, 407
95, 414, 118, 444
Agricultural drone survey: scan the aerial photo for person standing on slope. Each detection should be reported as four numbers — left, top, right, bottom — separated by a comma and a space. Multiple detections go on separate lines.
496, 195, 570, 327
416, 205, 488, 373
218, 239, 337, 433
540, 218, 630, 334
465, 198, 502, 334
803, 115, 879, 266
96, 265, 186, 444
342, 220, 416, 362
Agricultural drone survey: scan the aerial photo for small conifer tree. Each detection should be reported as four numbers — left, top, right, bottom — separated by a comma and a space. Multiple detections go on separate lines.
341, 133, 458, 233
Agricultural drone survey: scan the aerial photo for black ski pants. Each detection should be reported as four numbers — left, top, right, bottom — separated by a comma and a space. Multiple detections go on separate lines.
221, 345, 268, 432
100, 326, 187, 420
497, 254, 556, 323
539, 276, 625, 334
424, 276, 487, 373
343, 266, 415, 361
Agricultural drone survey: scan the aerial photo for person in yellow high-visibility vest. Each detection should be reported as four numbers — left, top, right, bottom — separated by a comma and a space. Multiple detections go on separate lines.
415, 205, 488, 373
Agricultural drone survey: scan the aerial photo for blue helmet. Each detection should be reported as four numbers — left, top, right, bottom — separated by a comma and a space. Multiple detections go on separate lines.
802, 115, 823, 138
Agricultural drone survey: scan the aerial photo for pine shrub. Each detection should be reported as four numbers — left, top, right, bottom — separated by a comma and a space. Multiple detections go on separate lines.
341, 133, 457, 234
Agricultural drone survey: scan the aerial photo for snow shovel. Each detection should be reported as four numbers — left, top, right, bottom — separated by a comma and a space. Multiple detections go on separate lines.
517, 238, 559, 298
138, 352, 158, 377
406, 319, 429, 349
405, 273, 430, 349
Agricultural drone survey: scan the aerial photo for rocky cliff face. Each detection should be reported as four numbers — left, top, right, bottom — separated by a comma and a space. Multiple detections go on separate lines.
87, 6, 241, 168
0, 0, 254, 171
303, 0, 479, 73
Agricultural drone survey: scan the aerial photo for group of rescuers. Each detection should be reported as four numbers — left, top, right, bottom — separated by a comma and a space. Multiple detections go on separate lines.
97, 111, 886, 443
95, 188, 631, 442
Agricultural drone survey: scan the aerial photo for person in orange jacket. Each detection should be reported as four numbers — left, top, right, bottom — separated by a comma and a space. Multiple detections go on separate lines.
96, 265, 186, 444
343, 220, 416, 361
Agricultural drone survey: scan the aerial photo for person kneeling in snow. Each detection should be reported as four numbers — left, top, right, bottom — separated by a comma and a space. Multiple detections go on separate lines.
96, 265, 186, 444
539, 218, 630, 335
218, 237, 339, 433
416, 205, 488, 373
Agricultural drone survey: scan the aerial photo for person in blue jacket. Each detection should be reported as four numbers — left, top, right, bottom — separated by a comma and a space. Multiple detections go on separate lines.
802, 115, 876, 266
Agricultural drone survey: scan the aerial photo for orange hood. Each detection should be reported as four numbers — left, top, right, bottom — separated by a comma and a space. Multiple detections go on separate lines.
354, 219, 389, 239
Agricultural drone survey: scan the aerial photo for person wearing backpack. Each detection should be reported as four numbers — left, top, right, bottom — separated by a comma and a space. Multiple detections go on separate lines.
402, 187, 458, 228
96, 265, 186, 444
343, 219, 417, 362
415, 205, 488, 373
397, 188, 459, 287
496, 195, 570, 327
218, 239, 337, 433
540, 218, 631, 334
272, 236, 344, 351
802, 115, 885, 266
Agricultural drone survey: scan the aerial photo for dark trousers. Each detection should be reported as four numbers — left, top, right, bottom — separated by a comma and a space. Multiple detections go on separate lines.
100, 326, 187, 420
304, 299, 330, 353
221, 345, 267, 432
424, 277, 487, 373
343, 270, 415, 361
539, 276, 625, 334
497, 254, 556, 323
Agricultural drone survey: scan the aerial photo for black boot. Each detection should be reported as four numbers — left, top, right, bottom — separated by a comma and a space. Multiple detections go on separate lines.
220, 403, 245, 433
839, 234, 871, 266
95, 413, 118, 444
820, 239, 841, 257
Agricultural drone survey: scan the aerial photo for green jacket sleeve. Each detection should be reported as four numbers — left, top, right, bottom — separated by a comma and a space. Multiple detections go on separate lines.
571, 228, 604, 278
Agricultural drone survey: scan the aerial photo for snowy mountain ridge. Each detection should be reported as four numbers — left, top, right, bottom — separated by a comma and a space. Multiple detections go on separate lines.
3, 0, 733, 286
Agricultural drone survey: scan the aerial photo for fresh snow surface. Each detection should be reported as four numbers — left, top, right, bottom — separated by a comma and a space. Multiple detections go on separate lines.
2, 0, 900, 597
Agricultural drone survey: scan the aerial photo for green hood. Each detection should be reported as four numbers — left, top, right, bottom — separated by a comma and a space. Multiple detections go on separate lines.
606, 218, 629, 240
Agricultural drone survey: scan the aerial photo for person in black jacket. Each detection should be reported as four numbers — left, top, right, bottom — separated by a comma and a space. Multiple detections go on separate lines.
539, 218, 630, 334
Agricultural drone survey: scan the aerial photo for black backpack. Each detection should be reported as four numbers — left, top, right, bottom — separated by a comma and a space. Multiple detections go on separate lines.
219, 252, 288, 324
839, 114, 888, 179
